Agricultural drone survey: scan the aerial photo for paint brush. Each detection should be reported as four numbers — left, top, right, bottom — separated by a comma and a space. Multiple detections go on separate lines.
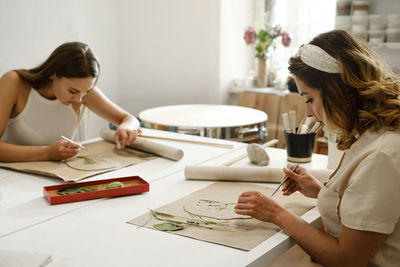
288, 110, 297, 134
282, 113, 291, 133
60, 135, 85, 150
297, 117, 306, 134
270, 164, 299, 197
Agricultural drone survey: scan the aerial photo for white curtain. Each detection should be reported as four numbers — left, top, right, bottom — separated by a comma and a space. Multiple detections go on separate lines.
267, 0, 337, 88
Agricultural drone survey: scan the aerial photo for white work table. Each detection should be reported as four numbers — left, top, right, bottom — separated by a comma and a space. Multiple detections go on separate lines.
0, 129, 328, 267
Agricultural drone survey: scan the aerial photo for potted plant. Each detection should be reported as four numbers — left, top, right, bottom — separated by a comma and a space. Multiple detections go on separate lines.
244, 24, 291, 87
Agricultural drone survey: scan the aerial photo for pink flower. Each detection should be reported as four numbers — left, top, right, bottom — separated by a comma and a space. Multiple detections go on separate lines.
243, 24, 291, 57
243, 26, 257, 45
273, 25, 282, 37
281, 32, 291, 47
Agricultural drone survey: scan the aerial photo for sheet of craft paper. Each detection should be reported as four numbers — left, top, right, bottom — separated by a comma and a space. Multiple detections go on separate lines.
128, 182, 316, 251
0, 141, 157, 182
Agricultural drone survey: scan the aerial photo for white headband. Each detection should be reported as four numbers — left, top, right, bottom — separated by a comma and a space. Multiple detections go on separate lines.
298, 44, 340, 73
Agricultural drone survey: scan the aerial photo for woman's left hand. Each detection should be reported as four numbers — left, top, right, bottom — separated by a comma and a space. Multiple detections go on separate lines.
235, 191, 283, 223
115, 126, 142, 149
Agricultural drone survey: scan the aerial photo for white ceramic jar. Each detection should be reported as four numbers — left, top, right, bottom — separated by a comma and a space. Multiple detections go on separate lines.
369, 29, 386, 43
352, 14, 369, 29
387, 14, 400, 29
386, 28, 400, 43
352, 0, 370, 16
369, 14, 386, 30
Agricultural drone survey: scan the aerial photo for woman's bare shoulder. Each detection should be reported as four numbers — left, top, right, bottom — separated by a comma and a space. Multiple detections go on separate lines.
0, 70, 28, 95
1, 70, 25, 86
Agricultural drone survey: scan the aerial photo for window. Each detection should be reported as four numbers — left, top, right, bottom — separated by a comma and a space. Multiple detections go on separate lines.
267, 0, 336, 88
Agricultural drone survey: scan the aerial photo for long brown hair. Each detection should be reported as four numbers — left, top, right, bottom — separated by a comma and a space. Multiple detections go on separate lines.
288, 30, 400, 150
15, 42, 100, 90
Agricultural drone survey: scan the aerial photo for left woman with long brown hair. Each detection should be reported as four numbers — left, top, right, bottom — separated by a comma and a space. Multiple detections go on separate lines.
0, 42, 141, 162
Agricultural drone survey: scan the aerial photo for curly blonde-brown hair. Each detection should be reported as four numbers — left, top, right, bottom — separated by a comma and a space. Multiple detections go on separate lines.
288, 30, 400, 150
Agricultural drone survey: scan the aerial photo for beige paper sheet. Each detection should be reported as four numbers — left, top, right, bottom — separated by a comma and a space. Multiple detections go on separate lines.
0, 141, 157, 182
128, 182, 317, 251
185, 166, 333, 183
100, 129, 184, 161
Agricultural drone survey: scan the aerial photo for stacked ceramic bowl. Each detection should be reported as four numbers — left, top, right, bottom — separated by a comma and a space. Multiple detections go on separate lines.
334, 0, 370, 41
386, 14, 400, 44
368, 15, 386, 44
335, 0, 352, 31
335, 1, 400, 48
351, 0, 370, 41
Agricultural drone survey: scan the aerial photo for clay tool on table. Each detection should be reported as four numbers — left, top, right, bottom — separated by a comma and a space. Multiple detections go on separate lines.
60, 135, 85, 150
222, 139, 278, 166
270, 164, 299, 197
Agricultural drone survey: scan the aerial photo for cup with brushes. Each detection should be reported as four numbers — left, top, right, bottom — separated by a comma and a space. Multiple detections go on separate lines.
282, 111, 323, 163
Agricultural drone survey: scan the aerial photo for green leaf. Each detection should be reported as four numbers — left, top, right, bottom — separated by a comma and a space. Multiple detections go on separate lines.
57, 186, 82, 195
77, 156, 96, 165
257, 29, 268, 41
124, 149, 155, 158
154, 222, 184, 231
255, 45, 263, 56
57, 186, 97, 195
105, 181, 124, 189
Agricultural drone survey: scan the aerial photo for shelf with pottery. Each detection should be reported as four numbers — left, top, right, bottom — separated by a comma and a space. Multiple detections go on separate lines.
369, 42, 400, 50
233, 87, 305, 149
229, 84, 289, 95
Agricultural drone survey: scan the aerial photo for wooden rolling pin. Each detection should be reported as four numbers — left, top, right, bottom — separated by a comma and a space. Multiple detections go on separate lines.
100, 129, 184, 161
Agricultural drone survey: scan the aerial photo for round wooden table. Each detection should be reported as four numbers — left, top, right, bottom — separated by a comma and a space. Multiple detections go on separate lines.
139, 104, 268, 142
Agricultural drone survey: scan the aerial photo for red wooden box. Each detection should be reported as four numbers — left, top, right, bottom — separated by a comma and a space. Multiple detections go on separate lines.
43, 176, 149, 205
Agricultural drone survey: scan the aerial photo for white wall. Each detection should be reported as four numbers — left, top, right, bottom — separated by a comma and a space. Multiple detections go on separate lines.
115, 0, 255, 115
115, 0, 220, 114
219, 0, 256, 104
0, 0, 255, 139
0, 0, 119, 139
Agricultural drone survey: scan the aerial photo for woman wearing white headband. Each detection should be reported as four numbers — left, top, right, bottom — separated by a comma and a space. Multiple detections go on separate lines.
236, 30, 400, 266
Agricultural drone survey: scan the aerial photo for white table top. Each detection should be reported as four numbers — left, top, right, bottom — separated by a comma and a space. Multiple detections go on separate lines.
139, 104, 268, 128
0, 129, 328, 267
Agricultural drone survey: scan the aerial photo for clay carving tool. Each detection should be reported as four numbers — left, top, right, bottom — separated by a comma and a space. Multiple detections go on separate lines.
270, 164, 299, 197
60, 135, 85, 150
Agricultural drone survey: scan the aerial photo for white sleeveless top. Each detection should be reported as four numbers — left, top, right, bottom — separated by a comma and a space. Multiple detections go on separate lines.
2, 88, 79, 146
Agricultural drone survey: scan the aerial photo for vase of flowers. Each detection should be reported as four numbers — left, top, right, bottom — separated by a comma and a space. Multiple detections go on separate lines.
244, 24, 291, 88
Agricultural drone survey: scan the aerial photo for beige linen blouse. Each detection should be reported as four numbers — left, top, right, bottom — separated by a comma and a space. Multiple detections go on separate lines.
317, 129, 400, 267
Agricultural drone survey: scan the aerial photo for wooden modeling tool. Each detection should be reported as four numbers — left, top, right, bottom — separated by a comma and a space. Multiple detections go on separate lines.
296, 117, 306, 134
270, 164, 299, 197
61, 135, 85, 150
288, 110, 297, 134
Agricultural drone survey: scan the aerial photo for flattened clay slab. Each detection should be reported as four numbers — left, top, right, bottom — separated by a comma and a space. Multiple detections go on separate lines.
65, 155, 123, 171
184, 195, 250, 220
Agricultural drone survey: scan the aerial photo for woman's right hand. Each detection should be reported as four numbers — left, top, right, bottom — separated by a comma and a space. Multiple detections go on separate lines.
46, 140, 81, 160
281, 164, 322, 198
